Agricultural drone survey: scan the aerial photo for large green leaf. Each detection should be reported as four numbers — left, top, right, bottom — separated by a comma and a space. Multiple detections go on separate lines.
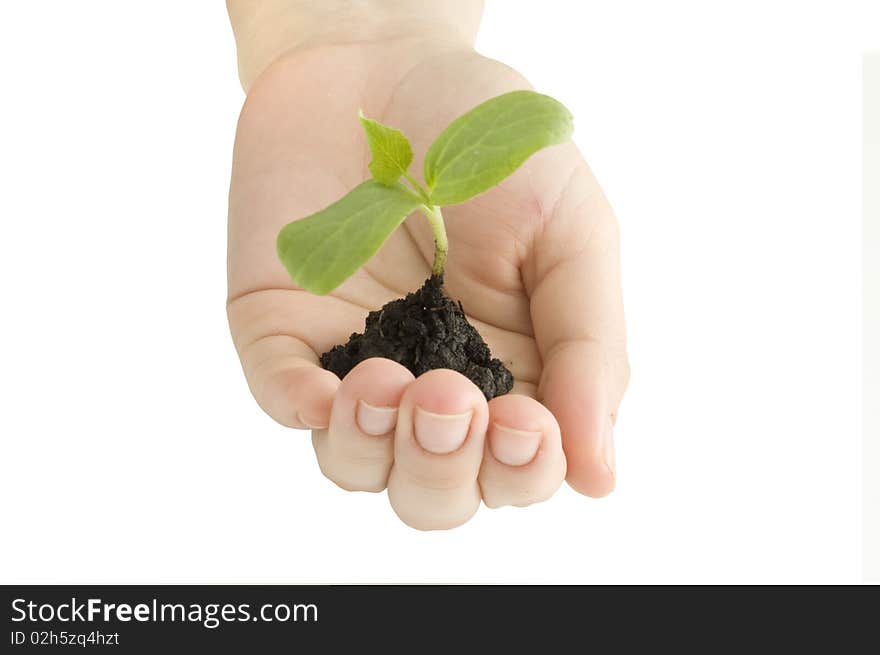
359, 110, 414, 186
424, 90, 574, 206
277, 181, 420, 294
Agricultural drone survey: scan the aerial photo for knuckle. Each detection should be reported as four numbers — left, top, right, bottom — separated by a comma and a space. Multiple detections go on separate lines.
479, 451, 566, 509
395, 466, 471, 492
387, 473, 480, 530
312, 433, 390, 492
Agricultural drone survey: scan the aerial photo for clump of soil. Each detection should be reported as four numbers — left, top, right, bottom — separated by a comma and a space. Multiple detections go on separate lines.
320, 275, 513, 400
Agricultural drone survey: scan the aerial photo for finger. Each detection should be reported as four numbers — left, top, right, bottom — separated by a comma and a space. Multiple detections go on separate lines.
540, 341, 619, 497
312, 358, 414, 492
526, 162, 629, 497
228, 291, 340, 429
386, 369, 489, 531
479, 394, 566, 508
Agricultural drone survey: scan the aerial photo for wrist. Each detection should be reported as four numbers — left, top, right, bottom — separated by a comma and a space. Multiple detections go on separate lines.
227, 0, 483, 91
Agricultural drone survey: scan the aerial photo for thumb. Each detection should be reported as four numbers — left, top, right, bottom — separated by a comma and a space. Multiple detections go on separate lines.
527, 162, 629, 497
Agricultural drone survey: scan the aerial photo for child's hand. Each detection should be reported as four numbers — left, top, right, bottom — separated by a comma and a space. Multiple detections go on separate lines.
227, 27, 628, 530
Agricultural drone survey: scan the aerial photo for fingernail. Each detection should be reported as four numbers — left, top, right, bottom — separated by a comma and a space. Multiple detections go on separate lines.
603, 421, 616, 479
356, 400, 398, 435
413, 406, 472, 454
489, 423, 541, 466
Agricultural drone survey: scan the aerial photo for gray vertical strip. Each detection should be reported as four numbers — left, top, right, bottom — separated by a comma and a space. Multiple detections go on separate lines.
865, 52, 880, 583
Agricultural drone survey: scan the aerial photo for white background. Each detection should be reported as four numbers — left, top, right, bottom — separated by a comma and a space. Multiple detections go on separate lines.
865, 51, 879, 582
0, 1, 874, 583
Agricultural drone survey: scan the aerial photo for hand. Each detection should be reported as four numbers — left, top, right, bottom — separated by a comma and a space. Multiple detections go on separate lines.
227, 33, 629, 530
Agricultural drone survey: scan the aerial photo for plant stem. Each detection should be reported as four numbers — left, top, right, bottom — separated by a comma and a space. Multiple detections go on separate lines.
420, 204, 448, 275
398, 175, 447, 275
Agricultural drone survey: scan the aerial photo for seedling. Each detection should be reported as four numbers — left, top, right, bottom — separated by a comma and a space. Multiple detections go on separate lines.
276, 90, 574, 398
277, 90, 572, 293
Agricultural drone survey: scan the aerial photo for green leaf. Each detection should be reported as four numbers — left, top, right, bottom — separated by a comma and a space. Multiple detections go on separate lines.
277, 181, 420, 294
424, 90, 574, 206
359, 110, 414, 186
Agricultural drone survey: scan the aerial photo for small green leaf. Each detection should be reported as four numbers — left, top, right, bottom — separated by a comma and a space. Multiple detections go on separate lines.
359, 110, 414, 186
424, 90, 574, 206
277, 181, 420, 294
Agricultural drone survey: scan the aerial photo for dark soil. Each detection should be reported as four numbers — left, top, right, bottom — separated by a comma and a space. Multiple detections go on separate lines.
320, 275, 514, 400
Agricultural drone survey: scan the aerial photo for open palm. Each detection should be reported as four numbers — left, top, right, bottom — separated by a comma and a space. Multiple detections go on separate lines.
227, 38, 628, 529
